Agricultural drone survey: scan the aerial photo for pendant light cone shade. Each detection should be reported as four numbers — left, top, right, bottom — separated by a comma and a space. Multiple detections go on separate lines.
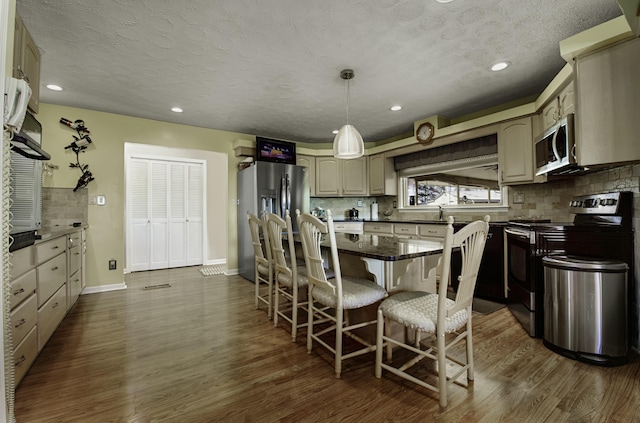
333, 124, 364, 159
333, 69, 364, 159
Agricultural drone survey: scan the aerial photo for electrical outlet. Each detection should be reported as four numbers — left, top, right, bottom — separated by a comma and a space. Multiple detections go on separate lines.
88, 196, 97, 205
393, 200, 397, 208
513, 193, 525, 204
109, 259, 117, 270
357, 200, 363, 207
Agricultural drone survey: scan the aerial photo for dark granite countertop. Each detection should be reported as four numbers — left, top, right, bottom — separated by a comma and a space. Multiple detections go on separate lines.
323, 233, 443, 261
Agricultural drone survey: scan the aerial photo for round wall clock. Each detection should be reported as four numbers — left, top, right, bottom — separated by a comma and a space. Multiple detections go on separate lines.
416, 122, 435, 145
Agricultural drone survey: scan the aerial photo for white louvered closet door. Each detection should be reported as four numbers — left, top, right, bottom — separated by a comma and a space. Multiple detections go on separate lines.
169, 163, 187, 268
149, 161, 169, 270
128, 158, 204, 272
129, 159, 151, 272
186, 164, 203, 265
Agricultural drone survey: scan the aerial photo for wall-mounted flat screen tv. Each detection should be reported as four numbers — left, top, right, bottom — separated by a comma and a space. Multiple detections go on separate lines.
256, 137, 296, 164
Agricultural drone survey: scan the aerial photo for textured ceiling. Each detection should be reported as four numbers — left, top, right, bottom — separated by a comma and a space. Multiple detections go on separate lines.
16, 0, 622, 144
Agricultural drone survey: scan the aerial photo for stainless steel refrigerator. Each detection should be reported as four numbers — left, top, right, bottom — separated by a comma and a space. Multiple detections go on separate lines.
237, 161, 310, 282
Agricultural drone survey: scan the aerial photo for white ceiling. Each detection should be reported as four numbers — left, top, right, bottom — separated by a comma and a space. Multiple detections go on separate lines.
16, 0, 622, 144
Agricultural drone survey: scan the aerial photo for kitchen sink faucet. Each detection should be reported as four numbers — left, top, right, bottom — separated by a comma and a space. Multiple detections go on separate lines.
438, 206, 445, 221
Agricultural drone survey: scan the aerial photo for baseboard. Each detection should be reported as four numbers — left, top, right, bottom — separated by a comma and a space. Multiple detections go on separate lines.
205, 259, 227, 266
81, 282, 127, 295
225, 268, 238, 275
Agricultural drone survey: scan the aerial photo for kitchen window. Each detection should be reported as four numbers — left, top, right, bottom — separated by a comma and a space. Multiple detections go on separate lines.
394, 134, 508, 211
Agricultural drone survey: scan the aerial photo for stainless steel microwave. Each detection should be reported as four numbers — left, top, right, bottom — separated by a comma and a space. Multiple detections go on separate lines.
534, 113, 577, 176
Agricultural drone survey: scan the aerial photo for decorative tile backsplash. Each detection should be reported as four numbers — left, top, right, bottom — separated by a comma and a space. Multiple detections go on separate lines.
42, 187, 88, 229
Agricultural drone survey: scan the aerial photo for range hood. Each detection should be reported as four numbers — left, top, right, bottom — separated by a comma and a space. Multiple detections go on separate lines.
11, 131, 51, 161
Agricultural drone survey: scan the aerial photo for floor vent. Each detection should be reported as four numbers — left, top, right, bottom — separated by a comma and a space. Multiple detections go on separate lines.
142, 283, 172, 290
200, 265, 226, 276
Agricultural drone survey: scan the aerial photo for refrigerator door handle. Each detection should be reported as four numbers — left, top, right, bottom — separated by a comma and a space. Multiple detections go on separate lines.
285, 174, 291, 213
280, 174, 287, 216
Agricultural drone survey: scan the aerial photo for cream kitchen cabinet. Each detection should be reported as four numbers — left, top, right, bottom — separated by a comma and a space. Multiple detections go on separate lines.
575, 37, 640, 167
67, 230, 83, 310
369, 153, 397, 196
9, 246, 37, 386
498, 116, 534, 184
540, 81, 575, 131
8, 229, 85, 386
13, 14, 41, 113
36, 236, 67, 351
296, 154, 316, 196
315, 156, 368, 196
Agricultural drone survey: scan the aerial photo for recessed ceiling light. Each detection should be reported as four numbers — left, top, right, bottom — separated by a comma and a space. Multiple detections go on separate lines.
390, 105, 402, 111
46, 84, 63, 91
332, 129, 339, 135
490, 61, 511, 71
436, 0, 454, 3
171, 107, 183, 113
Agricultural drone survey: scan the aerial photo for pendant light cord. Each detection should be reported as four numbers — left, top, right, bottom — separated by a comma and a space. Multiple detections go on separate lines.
346, 77, 350, 126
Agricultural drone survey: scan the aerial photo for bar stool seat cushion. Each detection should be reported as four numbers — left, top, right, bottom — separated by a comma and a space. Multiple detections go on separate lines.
313, 277, 386, 309
277, 266, 309, 288
379, 291, 468, 334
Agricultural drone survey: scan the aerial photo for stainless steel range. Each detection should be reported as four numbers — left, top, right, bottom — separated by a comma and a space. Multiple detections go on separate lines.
504, 191, 634, 337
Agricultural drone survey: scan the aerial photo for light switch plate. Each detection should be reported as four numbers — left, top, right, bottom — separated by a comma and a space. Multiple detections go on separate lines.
96, 195, 106, 206
357, 200, 363, 207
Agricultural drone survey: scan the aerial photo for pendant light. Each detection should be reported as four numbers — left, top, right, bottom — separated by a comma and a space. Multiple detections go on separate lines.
333, 69, 364, 159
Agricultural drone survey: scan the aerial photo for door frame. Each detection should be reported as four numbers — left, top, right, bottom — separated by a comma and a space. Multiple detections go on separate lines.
125, 153, 207, 273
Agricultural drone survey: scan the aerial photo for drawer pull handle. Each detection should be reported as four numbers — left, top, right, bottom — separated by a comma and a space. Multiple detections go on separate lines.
14, 318, 26, 328
13, 288, 24, 296
52, 246, 59, 250
52, 302, 60, 309
52, 266, 59, 271
15, 355, 26, 366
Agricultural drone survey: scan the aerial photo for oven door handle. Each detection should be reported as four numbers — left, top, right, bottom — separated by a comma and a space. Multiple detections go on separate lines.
504, 228, 534, 243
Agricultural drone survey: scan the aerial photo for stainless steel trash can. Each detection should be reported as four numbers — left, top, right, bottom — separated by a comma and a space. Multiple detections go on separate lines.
543, 255, 628, 366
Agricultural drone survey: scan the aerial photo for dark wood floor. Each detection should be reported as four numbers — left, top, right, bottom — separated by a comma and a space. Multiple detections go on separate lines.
14, 267, 640, 422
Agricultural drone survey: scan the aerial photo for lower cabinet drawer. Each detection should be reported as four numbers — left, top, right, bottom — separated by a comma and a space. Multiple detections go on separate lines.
10, 268, 36, 309
68, 270, 82, 310
68, 245, 81, 276
38, 284, 67, 351
418, 224, 447, 238
394, 224, 418, 236
363, 222, 394, 234
11, 293, 37, 346
37, 253, 67, 308
10, 246, 35, 280
14, 325, 38, 386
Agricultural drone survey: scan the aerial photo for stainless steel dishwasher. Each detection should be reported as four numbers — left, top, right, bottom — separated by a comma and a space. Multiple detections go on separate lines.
543, 255, 629, 366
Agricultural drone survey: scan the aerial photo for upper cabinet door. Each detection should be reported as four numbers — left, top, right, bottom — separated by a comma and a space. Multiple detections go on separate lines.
540, 81, 574, 132
498, 116, 534, 184
13, 14, 41, 113
296, 155, 316, 197
576, 37, 640, 167
369, 153, 397, 196
342, 156, 368, 196
315, 157, 341, 195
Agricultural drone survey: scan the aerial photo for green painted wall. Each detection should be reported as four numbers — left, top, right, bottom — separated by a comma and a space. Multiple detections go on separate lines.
37, 103, 249, 288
